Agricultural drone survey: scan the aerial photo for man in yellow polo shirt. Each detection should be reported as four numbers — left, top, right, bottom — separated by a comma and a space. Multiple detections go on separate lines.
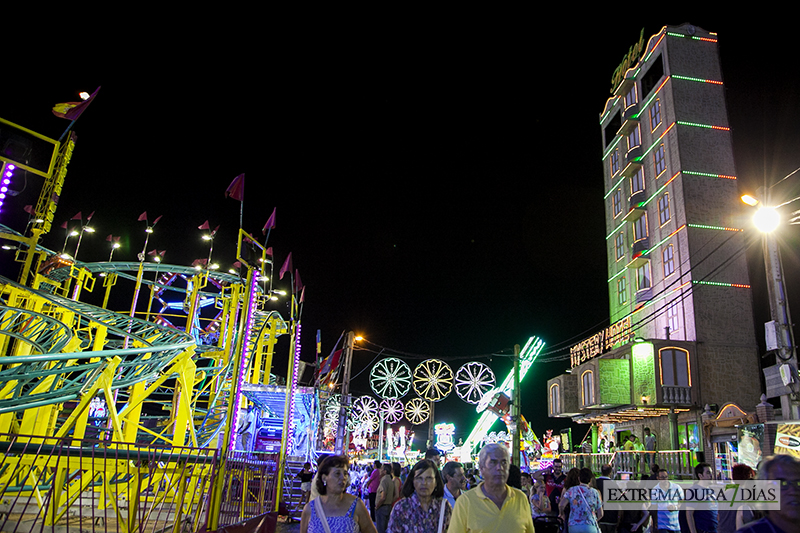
449, 443, 534, 533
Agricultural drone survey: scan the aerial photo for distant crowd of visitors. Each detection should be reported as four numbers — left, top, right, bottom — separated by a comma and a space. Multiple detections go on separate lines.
296, 446, 800, 533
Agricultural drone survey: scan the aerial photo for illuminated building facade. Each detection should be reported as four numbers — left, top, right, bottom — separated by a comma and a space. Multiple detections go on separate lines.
548, 24, 761, 462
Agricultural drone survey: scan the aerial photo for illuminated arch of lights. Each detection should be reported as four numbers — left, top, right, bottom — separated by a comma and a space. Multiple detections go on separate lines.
454, 362, 496, 404
370, 357, 412, 399
412, 359, 453, 402
404, 397, 431, 425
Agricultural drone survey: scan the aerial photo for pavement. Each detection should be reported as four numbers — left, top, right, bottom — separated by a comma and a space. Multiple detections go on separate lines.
275, 519, 302, 532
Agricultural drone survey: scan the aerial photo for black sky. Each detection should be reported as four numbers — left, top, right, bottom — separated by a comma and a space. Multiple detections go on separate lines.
1, 16, 799, 447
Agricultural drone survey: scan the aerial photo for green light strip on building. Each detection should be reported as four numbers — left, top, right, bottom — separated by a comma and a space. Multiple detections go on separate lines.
676, 121, 729, 131
672, 75, 723, 85
687, 223, 742, 232
693, 280, 750, 288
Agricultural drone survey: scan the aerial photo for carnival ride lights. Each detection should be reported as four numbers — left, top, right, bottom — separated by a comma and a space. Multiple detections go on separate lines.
461, 336, 546, 456
228, 268, 260, 452
0, 162, 13, 212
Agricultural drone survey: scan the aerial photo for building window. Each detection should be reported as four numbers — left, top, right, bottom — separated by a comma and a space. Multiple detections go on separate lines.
610, 150, 620, 176
631, 168, 644, 194
658, 193, 670, 225
581, 370, 595, 406
637, 261, 651, 290
627, 126, 641, 151
624, 85, 637, 108
659, 348, 690, 387
615, 232, 625, 260
633, 214, 648, 242
663, 245, 675, 277
617, 277, 628, 305
654, 144, 666, 176
667, 301, 680, 334
550, 383, 560, 415
613, 190, 623, 218
650, 98, 662, 130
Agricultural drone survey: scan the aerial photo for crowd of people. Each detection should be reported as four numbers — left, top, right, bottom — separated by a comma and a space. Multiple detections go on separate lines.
297, 448, 800, 533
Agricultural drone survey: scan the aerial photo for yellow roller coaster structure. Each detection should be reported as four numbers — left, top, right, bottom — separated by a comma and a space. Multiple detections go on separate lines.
0, 115, 294, 532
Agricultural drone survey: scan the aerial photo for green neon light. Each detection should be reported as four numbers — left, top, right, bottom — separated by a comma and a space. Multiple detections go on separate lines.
676, 121, 729, 131
602, 134, 624, 161
687, 223, 742, 232
683, 171, 736, 180
693, 280, 750, 288
608, 268, 626, 283
461, 336, 546, 455
666, 32, 717, 43
672, 75, 723, 85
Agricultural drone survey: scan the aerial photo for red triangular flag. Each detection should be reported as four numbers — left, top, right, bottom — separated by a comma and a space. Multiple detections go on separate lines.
280, 252, 293, 280
295, 269, 303, 294
23, 205, 34, 214
211, 224, 220, 237
86, 211, 95, 221
71, 211, 82, 220
225, 174, 245, 201
152, 214, 163, 226
198, 220, 210, 230
262, 208, 276, 235
106, 234, 113, 242
138, 211, 148, 222
265, 247, 273, 257
52, 87, 101, 121
60, 221, 68, 229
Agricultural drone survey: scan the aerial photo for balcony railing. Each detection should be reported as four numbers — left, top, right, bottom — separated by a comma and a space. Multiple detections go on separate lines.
559, 450, 694, 479
662, 385, 692, 404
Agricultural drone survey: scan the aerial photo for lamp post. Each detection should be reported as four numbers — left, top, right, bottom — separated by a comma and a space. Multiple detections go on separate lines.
743, 189, 800, 419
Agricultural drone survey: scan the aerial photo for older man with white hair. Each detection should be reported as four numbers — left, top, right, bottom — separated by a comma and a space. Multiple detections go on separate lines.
448, 443, 534, 533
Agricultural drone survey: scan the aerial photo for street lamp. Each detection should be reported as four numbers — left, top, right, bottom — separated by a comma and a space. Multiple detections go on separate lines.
742, 190, 799, 419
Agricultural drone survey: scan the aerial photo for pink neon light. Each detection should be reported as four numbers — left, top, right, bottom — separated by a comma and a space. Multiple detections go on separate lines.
287, 322, 302, 452
229, 269, 260, 452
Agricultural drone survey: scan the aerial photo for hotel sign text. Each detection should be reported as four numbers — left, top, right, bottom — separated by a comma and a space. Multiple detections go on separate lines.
610, 28, 645, 94
570, 316, 634, 368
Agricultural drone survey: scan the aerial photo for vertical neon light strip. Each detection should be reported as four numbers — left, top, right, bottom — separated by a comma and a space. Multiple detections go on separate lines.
287, 322, 302, 452
229, 268, 259, 452
0, 163, 15, 212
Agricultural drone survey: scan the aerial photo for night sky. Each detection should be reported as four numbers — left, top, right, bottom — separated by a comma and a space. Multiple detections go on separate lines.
1, 17, 799, 449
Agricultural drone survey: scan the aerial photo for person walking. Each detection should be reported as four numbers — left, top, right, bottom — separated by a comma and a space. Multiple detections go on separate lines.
375, 463, 397, 533
735, 454, 800, 533
387, 459, 451, 533
449, 443, 534, 533
300, 455, 377, 533
367, 461, 382, 520
649, 469, 682, 533
687, 462, 717, 533
441, 461, 465, 509
297, 462, 315, 507
559, 467, 603, 533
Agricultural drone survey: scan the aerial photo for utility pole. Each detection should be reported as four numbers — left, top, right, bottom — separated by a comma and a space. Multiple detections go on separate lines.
335, 331, 355, 454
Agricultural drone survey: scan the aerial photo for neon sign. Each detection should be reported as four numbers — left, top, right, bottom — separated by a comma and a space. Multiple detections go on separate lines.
610, 28, 645, 94
570, 316, 633, 368
434, 423, 455, 453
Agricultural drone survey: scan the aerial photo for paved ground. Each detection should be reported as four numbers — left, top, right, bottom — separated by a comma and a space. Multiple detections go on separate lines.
275, 519, 301, 532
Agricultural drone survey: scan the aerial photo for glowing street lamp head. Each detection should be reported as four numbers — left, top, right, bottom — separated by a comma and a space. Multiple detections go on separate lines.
753, 206, 780, 233
741, 194, 759, 207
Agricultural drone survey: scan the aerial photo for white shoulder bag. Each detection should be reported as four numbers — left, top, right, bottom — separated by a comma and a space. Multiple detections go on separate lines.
314, 498, 333, 533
